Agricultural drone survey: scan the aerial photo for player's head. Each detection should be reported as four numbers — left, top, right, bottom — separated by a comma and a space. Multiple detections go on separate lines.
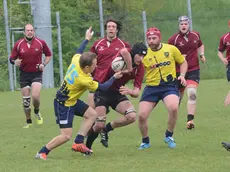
24, 24, 35, 41
146, 27, 161, 50
80, 52, 97, 73
131, 42, 147, 66
104, 18, 122, 40
178, 16, 190, 34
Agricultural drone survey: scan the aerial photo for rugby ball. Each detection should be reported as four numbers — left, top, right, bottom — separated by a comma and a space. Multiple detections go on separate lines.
111, 56, 127, 72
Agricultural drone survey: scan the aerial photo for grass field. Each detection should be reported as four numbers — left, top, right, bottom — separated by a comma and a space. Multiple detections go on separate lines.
1, 79, 230, 172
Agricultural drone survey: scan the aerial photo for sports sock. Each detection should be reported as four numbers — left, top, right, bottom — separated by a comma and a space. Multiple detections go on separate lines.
34, 108, 39, 114
187, 114, 194, 122
26, 118, 32, 124
74, 134, 84, 144
165, 130, 173, 137
142, 137, 150, 144
39, 146, 50, 155
86, 130, 99, 149
103, 122, 113, 133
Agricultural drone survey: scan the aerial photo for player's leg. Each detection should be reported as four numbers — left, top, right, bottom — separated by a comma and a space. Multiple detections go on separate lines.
138, 101, 156, 149
31, 72, 43, 124
36, 99, 75, 160
31, 82, 43, 124
162, 90, 180, 148
138, 86, 158, 150
19, 71, 32, 128
87, 92, 95, 108
185, 70, 200, 129
72, 99, 97, 153
100, 99, 136, 148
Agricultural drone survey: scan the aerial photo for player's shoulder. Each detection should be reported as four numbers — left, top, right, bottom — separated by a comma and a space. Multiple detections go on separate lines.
15, 38, 25, 45
168, 33, 180, 40
93, 38, 106, 45
34, 37, 47, 44
220, 32, 230, 39
162, 43, 176, 49
189, 31, 201, 38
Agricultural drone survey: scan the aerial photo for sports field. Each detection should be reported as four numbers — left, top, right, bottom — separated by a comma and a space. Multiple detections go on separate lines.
1, 79, 230, 172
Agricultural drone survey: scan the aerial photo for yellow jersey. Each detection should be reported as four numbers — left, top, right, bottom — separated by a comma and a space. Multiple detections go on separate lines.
56, 54, 98, 106
143, 43, 185, 86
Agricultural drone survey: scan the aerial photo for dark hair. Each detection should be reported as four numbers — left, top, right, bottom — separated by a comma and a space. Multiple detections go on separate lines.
104, 18, 122, 34
131, 42, 148, 57
79, 52, 97, 68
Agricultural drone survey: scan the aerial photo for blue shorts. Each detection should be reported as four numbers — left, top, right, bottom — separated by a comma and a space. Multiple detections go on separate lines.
54, 98, 89, 128
140, 85, 179, 103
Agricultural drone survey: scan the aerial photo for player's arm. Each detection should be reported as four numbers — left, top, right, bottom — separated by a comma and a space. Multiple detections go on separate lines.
87, 72, 123, 92
173, 46, 188, 86
37, 40, 52, 71
9, 42, 23, 66
119, 48, 133, 73
76, 27, 94, 54
119, 64, 144, 98
218, 36, 228, 66
119, 86, 140, 98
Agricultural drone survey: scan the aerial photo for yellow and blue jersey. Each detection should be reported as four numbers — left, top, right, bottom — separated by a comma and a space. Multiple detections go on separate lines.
142, 43, 185, 86
56, 54, 98, 106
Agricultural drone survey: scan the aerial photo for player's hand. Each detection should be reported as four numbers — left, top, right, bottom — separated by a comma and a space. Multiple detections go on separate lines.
113, 71, 123, 79
178, 75, 186, 86
200, 55, 206, 63
36, 63, 45, 72
119, 86, 131, 95
15, 59, 22, 67
85, 26, 94, 41
224, 92, 230, 107
221, 58, 228, 66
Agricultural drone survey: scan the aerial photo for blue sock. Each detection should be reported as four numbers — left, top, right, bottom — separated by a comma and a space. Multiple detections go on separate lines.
39, 146, 50, 155
165, 130, 173, 137
74, 134, 84, 143
142, 137, 150, 144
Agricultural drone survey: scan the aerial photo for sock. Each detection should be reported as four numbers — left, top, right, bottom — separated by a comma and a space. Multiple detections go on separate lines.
34, 108, 39, 114
74, 134, 84, 144
39, 146, 50, 155
26, 118, 32, 124
165, 130, 173, 137
86, 130, 99, 149
187, 114, 194, 122
103, 122, 113, 133
142, 137, 150, 144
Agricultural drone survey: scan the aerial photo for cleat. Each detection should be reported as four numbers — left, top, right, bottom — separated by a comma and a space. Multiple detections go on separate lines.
164, 137, 176, 148
100, 132, 108, 148
187, 120, 195, 130
23, 123, 32, 128
71, 143, 93, 153
222, 142, 230, 152
35, 152, 47, 160
138, 143, 150, 150
35, 112, 43, 125
81, 151, 93, 156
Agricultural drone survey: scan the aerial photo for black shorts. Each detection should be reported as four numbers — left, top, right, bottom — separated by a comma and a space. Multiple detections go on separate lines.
176, 69, 200, 90
19, 71, 42, 88
54, 98, 89, 128
94, 90, 129, 113
226, 64, 230, 82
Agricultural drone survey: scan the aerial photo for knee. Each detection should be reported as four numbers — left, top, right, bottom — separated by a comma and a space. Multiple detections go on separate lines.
62, 133, 72, 141
125, 112, 136, 123
138, 112, 148, 122
187, 87, 197, 104
32, 93, 40, 101
84, 108, 97, 121
93, 122, 105, 133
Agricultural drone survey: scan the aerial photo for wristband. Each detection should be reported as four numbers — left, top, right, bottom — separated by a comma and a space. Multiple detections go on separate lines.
200, 53, 204, 57
42, 63, 46, 67
180, 73, 185, 77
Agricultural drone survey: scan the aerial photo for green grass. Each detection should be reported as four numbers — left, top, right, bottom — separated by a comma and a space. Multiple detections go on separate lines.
1, 79, 230, 172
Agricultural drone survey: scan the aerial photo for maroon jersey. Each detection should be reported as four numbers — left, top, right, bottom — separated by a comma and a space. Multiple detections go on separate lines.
103, 51, 144, 91
218, 32, 230, 61
10, 37, 52, 72
90, 37, 130, 82
168, 31, 203, 72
